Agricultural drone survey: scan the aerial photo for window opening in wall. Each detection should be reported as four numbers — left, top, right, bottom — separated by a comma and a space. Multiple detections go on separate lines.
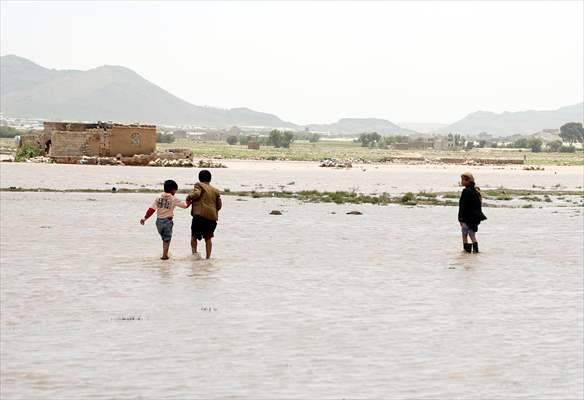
131, 133, 141, 145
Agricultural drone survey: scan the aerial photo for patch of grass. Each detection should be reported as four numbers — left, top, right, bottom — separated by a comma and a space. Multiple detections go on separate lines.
3, 186, 578, 210
417, 191, 437, 198
520, 196, 543, 202
401, 192, 416, 203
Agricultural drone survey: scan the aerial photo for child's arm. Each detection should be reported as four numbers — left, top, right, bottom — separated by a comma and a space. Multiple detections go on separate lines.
188, 183, 202, 201
216, 194, 222, 212
140, 199, 158, 225
174, 197, 191, 209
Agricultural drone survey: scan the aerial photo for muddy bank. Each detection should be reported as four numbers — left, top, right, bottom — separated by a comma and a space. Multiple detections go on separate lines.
3, 186, 582, 209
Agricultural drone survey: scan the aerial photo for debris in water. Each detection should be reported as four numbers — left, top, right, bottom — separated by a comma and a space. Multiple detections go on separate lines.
112, 315, 143, 321
346, 211, 363, 215
270, 210, 283, 215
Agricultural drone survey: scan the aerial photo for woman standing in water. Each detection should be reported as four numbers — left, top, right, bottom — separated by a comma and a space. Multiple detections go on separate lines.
458, 172, 487, 253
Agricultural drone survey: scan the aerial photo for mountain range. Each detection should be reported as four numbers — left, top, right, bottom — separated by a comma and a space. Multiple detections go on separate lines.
1, 55, 582, 136
436, 103, 583, 136
0, 55, 297, 129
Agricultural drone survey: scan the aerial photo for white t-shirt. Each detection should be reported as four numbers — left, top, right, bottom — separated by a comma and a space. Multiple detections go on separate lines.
151, 192, 189, 219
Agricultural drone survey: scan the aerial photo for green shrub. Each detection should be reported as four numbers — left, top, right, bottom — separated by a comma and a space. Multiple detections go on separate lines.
401, 192, 416, 203
156, 132, 175, 143
559, 145, 576, 153
15, 144, 42, 161
0, 126, 22, 138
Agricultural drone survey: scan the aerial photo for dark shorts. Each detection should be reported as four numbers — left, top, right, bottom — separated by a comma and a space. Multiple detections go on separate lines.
191, 216, 217, 240
156, 218, 173, 242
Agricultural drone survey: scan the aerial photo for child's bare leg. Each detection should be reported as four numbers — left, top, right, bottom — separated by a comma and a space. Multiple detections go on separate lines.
162, 241, 170, 260
469, 232, 477, 243
191, 236, 198, 254
204, 238, 212, 259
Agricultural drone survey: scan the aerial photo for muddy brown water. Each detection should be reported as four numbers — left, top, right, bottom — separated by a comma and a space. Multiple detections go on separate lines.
0, 163, 583, 399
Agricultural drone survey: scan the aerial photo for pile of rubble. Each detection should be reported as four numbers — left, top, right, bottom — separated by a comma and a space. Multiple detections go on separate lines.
147, 158, 227, 168
197, 159, 227, 168
25, 156, 53, 163
79, 156, 123, 165
319, 158, 353, 168
148, 158, 195, 167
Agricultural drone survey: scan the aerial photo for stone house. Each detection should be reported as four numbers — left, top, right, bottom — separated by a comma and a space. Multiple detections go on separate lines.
19, 122, 156, 158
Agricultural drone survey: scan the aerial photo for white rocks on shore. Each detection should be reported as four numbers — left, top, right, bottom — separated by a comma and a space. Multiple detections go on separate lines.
320, 158, 353, 168
147, 158, 227, 168
26, 156, 53, 163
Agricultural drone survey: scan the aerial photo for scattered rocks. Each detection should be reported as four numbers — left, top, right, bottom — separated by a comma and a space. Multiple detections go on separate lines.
112, 315, 142, 321
146, 158, 227, 168
26, 156, 53, 163
148, 158, 194, 167
320, 158, 353, 168
346, 211, 363, 215
270, 210, 283, 215
197, 159, 227, 168
78, 156, 123, 165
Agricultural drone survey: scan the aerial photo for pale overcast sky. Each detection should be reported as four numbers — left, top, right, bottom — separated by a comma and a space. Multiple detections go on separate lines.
1, 1, 582, 124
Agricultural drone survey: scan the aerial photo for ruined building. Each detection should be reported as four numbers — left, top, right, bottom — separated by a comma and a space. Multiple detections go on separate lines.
19, 122, 156, 159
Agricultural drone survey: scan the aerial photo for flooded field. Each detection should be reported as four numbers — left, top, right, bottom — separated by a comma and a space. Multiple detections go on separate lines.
1, 185, 583, 399
1, 161, 583, 194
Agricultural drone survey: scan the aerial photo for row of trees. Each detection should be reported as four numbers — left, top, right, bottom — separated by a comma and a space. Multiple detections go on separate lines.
156, 132, 175, 143
356, 133, 410, 148
559, 122, 584, 145
226, 130, 321, 147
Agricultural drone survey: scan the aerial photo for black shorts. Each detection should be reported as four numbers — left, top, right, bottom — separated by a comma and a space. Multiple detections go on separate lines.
191, 216, 217, 240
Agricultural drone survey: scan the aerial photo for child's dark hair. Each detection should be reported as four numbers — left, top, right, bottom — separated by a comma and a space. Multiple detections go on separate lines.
163, 179, 178, 193
199, 170, 212, 183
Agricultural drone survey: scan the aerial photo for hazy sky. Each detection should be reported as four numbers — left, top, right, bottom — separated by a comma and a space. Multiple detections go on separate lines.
1, 1, 582, 124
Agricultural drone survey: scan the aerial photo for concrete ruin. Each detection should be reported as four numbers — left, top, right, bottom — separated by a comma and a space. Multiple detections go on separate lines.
19, 122, 156, 160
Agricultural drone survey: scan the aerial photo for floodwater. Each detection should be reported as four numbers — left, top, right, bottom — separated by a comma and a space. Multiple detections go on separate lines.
0, 161, 583, 193
1, 187, 583, 399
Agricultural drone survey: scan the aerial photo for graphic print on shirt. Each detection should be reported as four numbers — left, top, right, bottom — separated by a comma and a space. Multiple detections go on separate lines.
157, 197, 172, 210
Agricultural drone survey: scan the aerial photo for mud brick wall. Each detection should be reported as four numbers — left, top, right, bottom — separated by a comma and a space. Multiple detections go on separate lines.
108, 126, 156, 156
49, 131, 88, 157
42, 122, 156, 158
19, 133, 51, 152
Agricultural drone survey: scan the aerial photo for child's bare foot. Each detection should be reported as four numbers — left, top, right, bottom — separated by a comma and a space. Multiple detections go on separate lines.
160, 256, 169, 260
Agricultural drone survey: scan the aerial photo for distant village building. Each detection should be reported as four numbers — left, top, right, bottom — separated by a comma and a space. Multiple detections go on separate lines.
247, 135, 260, 150
19, 122, 156, 158
391, 138, 435, 150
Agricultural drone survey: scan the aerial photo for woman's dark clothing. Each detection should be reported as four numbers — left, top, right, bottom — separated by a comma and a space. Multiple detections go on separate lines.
458, 186, 487, 232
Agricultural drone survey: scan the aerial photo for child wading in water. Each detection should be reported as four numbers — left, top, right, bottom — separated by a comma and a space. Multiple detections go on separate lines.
188, 170, 222, 259
140, 180, 190, 260
458, 172, 487, 253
